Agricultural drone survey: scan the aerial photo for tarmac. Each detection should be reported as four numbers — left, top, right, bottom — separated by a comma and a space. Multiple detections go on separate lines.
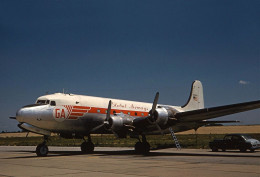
0, 146, 259, 177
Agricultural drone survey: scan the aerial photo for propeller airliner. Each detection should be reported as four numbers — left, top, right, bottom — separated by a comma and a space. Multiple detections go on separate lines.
10, 80, 260, 156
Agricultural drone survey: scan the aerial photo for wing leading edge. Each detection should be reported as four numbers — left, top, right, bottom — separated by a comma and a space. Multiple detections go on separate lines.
175, 100, 260, 122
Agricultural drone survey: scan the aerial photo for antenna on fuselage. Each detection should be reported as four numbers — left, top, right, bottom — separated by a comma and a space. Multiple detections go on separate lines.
62, 88, 69, 94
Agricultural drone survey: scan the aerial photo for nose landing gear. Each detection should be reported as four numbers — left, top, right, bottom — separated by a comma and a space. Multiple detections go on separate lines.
36, 135, 49, 157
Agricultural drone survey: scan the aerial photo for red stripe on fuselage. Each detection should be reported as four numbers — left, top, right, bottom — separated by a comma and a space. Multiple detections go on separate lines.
64, 105, 149, 120
70, 112, 84, 116
71, 109, 88, 113
73, 106, 90, 109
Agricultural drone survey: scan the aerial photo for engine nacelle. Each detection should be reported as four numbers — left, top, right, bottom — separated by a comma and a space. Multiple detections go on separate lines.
105, 113, 134, 138
153, 107, 178, 126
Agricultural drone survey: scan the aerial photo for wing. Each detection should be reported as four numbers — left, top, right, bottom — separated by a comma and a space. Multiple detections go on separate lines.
175, 100, 260, 122
132, 100, 260, 134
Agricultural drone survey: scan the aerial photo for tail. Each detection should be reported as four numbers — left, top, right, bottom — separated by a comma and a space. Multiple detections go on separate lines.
181, 80, 204, 111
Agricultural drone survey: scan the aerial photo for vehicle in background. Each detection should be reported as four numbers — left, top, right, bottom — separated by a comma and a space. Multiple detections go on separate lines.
209, 134, 260, 152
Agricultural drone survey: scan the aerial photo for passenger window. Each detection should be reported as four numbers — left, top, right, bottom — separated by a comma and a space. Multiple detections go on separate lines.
50, 101, 56, 106
46, 100, 50, 104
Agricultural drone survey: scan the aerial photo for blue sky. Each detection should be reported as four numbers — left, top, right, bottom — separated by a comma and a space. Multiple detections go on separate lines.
0, 0, 259, 132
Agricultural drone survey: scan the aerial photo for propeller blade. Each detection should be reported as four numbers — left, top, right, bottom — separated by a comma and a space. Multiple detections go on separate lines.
90, 124, 105, 132
105, 100, 112, 121
92, 100, 113, 132
149, 92, 163, 135
151, 92, 159, 115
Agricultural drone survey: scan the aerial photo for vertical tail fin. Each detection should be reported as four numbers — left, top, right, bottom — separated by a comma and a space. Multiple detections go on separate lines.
182, 80, 204, 111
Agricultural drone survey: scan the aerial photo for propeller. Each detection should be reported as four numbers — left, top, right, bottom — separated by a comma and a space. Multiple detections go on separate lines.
148, 92, 163, 135
151, 92, 159, 116
104, 100, 112, 124
90, 100, 112, 132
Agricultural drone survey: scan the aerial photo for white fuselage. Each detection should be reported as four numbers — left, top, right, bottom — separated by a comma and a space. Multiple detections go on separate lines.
16, 93, 182, 134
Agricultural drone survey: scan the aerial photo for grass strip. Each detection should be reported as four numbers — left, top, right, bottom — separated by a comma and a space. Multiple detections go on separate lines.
1, 134, 260, 149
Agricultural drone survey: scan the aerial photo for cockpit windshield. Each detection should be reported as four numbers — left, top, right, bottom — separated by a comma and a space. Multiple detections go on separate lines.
37, 100, 48, 104
36, 99, 56, 106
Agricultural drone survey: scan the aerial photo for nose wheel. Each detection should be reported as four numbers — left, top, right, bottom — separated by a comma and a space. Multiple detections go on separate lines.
36, 136, 49, 157
36, 143, 49, 157
81, 135, 95, 153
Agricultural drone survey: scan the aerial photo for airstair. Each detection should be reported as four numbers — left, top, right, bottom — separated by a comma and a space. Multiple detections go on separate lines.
169, 127, 181, 150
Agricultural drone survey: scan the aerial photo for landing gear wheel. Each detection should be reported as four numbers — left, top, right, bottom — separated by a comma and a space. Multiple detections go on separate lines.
36, 143, 49, 157
81, 141, 94, 154
143, 142, 150, 154
135, 142, 143, 154
134, 142, 150, 154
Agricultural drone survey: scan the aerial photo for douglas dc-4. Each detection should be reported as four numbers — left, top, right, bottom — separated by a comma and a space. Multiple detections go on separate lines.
10, 80, 260, 156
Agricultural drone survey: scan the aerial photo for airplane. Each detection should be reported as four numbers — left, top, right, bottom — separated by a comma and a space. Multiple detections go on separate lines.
10, 80, 260, 156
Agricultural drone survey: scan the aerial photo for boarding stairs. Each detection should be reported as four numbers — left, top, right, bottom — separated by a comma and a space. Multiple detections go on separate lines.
169, 127, 181, 150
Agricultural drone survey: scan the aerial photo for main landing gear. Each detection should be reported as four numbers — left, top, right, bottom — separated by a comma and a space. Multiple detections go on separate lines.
36, 135, 49, 157
134, 135, 150, 154
81, 135, 94, 154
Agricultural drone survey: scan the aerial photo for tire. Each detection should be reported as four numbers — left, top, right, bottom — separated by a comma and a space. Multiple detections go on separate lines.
134, 142, 143, 154
250, 149, 255, 153
211, 146, 218, 152
135, 142, 150, 155
81, 142, 94, 154
239, 147, 247, 152
143, 142, 150, 155
36, 143, 48, 157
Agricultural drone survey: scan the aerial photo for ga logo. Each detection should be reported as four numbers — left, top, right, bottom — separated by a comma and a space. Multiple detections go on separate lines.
53, 106, 68, 122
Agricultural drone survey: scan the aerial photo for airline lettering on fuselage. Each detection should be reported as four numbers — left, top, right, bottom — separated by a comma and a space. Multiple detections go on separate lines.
53, 105, 90, 122
55, 109, 66, 119
53, 106, 69, 122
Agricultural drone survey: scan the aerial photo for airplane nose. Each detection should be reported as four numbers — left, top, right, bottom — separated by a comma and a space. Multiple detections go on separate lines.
16, 107, 35, 123
15, 104, 53, 124
16, 108, 25, 122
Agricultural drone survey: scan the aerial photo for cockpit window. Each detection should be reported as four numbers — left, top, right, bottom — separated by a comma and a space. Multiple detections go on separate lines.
37, 100, 47, 104
36, 100, 50, 105
50, 101, 56, 106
